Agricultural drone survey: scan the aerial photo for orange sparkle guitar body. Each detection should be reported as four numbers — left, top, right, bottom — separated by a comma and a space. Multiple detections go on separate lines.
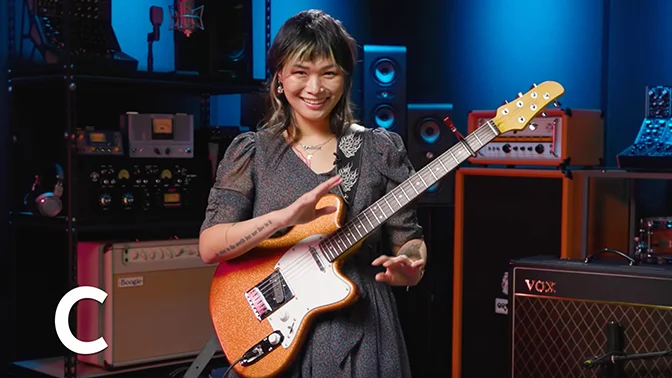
207, 81, 566, 378
209, 194, 360, 378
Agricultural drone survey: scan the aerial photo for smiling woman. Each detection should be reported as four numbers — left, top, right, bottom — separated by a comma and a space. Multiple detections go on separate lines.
199, 9, 427, 378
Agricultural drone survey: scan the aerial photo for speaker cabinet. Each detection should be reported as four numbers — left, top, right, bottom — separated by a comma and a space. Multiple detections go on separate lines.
362, 45, 407, 140
407, 103, 454, 205
509, 256, 672, 378
452, 168, 630, 378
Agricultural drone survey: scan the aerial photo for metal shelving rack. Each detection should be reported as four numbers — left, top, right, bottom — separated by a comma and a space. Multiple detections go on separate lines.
6, 0, 272, 377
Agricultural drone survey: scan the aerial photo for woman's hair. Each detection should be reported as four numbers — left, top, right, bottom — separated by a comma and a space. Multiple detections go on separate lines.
261, 9, 358, 140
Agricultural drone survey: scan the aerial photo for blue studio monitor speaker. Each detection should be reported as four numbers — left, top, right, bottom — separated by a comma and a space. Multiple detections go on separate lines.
362, 45, 407, 141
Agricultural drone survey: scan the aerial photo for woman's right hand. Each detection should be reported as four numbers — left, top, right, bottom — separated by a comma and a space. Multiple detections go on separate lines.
281, 175, 343, 226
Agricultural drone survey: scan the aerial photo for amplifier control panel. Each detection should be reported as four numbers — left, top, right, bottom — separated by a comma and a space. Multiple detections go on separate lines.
78, 159, 209, 224
467, 108, 604, 167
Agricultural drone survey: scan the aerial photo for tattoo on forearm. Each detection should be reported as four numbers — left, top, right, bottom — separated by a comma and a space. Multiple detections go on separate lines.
216, 220, 274, 256
396, 239, 424, 260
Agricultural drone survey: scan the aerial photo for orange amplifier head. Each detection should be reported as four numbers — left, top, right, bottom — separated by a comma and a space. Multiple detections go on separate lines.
466, 108, 604, 167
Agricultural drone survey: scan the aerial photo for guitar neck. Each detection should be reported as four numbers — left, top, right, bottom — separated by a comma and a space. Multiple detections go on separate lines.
319, 119, 501, 262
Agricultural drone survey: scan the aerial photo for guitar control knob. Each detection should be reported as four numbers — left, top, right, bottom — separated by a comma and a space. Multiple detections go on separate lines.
502, 144, 512, 153
279, 311, 289, 322
268, 333, 281, 346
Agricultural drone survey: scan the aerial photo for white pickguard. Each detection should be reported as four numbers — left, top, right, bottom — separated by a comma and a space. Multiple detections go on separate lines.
266, 234, 352, 349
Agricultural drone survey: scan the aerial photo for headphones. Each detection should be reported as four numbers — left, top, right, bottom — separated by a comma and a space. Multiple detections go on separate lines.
24, 163, 65, 217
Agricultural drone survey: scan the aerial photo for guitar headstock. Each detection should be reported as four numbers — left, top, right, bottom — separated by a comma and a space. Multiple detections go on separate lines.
492, 81, 565, 134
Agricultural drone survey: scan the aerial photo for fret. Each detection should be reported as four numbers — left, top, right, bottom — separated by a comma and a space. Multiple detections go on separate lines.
486, 120, 499, 136
376, 203, 386, 219
449, 150, 459, 164
351, 219, 363, 238
399, 185, 410, 201
408, 181, 419, 194
342, 225, 355, 245
321, 241, 335, 260
437, 157, 448, 173
473, 133, 483, 146
363, 211, 375, 229
428, 167, 438, 180
384, 196, 395, 213
392, 188, 403, 207
326, 239, 338, 258
416, 173, 427, 189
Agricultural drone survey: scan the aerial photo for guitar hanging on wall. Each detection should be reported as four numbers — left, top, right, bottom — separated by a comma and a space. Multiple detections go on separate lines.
208, 81, 566, 378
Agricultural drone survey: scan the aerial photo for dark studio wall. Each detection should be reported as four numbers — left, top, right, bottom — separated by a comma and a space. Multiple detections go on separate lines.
5, 0, 672, 375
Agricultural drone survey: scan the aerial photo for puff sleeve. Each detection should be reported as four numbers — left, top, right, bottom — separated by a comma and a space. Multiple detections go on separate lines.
200, 132, 256, 233
370, 127, 424, 249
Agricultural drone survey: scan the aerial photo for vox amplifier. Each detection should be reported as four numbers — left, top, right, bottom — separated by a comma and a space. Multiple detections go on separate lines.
509, 255, 672, 378
76, 239, 219, 369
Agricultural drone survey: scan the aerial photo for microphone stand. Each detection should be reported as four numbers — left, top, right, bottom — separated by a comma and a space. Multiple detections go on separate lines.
582, 321, 672, 377
147, 6, 163, 73
147, 31, 156, 73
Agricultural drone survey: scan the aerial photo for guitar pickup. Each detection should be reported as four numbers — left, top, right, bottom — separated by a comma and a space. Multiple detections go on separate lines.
245, 270, 294, 320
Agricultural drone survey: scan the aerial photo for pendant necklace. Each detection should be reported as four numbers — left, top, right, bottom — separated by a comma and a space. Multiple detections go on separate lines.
299, 136, 334, 161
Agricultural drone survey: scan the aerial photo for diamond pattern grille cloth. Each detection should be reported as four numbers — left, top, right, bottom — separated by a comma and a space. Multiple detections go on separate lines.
512, 296, 672, 378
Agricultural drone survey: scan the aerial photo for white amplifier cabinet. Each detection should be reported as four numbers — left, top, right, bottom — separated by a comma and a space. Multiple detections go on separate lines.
121, 112, 194, 158
76, 239, 216, 369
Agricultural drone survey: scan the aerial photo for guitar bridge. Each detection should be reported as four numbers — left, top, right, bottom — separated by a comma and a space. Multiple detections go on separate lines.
245, 270, 294, 321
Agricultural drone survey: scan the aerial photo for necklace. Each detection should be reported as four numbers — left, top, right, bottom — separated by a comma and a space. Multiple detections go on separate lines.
298, 136, 334, 161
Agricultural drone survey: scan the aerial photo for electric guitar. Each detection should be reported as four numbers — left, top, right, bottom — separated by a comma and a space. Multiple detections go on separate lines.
208, 81, 565, 377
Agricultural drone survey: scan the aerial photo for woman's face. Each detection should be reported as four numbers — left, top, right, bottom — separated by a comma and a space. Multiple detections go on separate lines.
278, 57, 345, 127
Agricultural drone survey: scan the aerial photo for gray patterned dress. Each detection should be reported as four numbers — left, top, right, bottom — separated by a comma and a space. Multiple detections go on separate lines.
201, 125, 424, 378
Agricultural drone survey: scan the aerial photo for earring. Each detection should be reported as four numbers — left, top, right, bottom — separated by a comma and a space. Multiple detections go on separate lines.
277, 83, 284, 95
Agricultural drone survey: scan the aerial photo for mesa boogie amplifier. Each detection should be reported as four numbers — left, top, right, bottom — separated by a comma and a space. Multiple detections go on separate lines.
76, 239, 219, 369
467, 108, 604, 167
121, 112, 194, 158
509, 255, 672, 378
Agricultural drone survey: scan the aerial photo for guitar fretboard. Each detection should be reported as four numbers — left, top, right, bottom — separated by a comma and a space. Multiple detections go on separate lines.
319, 119, 501, 262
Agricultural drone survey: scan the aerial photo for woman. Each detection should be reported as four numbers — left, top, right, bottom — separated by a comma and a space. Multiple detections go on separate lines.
199, 9, 427, 377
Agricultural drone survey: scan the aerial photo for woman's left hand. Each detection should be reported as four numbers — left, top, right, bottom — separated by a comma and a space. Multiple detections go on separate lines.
371, 254, 425, 287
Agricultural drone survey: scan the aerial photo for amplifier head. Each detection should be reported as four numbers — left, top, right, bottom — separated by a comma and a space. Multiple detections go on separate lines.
121, 113, 194, 158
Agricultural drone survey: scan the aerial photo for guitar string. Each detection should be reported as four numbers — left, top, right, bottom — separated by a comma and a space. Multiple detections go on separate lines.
249, 89, 557, 300
250, 127, 491, 300
253, 84, 565, 298
250, 122, 501, 300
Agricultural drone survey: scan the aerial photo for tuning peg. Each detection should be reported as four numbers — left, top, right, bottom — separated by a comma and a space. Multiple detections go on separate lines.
502, 100, 509, 105
553, 101, 561, 108
517, 92, 523, 98
541, 112, 547, 117
530, 83, 538, 89
528, 123, 538, 131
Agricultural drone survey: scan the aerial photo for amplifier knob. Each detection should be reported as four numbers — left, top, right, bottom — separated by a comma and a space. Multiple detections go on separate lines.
535, 144, 545, 154
99, 193, 111, 207
502, 144, 512, 153
118, 169, 130, 180
122, 193, 134, 206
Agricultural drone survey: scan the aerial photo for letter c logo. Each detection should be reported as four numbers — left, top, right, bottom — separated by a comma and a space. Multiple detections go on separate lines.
54, 286, 108, 355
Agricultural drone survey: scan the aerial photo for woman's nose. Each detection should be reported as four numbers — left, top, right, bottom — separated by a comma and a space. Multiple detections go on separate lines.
306, 76, 322, 94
